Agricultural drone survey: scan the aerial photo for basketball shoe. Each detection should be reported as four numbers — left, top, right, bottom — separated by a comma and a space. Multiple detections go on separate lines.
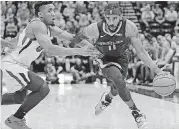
95, 92, 112, 116
132, 110, 148, 129
5, 115, 31, 129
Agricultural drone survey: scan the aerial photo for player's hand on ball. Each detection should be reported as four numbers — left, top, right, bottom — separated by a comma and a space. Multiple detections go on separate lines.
156, 70, 170, 77
153, 70, 176, 96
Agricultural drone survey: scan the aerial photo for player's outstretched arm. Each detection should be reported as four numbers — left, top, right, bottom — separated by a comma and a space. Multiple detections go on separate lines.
50, 26, 75, 41
126, 20, 162, 74
32, 21, 96, 57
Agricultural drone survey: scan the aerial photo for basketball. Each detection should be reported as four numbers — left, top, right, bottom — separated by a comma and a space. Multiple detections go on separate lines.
153, 73, 176, 96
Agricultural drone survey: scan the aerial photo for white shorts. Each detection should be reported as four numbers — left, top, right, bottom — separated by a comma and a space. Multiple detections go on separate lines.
1, 62, 30, 93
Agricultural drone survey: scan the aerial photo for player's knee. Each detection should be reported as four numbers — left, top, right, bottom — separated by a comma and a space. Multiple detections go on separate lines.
108, 66, 124, 80
116, 78, 126, 90
108, 66, 125, 86
38, 82, 50, 98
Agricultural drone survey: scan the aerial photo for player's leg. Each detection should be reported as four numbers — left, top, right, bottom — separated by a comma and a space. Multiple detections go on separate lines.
1, 89, 27, 105
1, 69, 27, 105
101, 65, 139, 110
105, 79, 118, 101
103, 66, 147, 129
5, 71, 50, 129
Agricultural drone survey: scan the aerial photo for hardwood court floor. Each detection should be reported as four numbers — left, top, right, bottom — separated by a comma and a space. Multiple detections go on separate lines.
1, 84, 179, 129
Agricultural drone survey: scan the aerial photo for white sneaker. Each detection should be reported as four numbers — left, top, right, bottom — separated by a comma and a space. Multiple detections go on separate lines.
95, 92, 112, 116
5, 115, 31, 129
132, 110, 148, 129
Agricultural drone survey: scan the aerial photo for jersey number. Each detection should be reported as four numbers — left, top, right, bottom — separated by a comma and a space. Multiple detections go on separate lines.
108, 45, 116, 51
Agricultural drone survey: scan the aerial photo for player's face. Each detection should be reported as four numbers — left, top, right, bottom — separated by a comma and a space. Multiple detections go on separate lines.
104, 14, 121, 31
41, 4, 55, 25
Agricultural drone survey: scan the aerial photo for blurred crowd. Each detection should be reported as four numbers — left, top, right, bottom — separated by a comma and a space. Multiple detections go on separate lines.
1, 1, 179, 86
132, 1, 179, 36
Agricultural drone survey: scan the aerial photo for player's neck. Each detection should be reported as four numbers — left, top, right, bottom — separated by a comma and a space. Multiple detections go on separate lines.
38, 17, 50, 28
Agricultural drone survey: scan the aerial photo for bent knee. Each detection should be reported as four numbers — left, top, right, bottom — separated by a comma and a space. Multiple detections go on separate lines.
107, 66, 124, 79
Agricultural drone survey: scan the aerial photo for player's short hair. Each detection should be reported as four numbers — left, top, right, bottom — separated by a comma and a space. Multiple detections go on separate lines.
34, 1, 53, 17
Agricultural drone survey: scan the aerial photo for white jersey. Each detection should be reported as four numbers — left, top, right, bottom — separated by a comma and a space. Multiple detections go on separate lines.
2, 19, 51, 69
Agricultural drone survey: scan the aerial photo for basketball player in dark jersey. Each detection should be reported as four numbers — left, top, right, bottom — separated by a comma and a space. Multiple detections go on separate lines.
70, 2, 166, 129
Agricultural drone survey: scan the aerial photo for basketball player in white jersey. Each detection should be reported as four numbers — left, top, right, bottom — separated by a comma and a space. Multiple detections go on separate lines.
1, 2, 97, 129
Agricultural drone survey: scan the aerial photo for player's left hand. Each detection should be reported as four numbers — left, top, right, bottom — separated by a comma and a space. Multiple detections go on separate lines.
156, 70, 170, 77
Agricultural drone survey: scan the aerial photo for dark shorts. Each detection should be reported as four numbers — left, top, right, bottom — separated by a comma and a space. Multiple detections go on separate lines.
100, 56, 128, 78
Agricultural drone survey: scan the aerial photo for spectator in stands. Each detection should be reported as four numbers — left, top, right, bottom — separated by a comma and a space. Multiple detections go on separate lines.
5, 7, 15, 20
54, 1, 62, 12
152, 3, 163, 17
164, 4, 178, 24
66, 20, 77, 34
6, 2, 16, 12
174, 18, 179, 36
87, 1, 95, 14
141, 4, 155, 31
16, 2, 30, 28
156, 37, 175, 73
44, 63, 58, 84
78, 13, 89, 29
165, 33, 177, 51
4, 14, 19, 39
54, 10, 66, 29
70, 57, 86, 83
91, 7, 101, 23
1, 1, 7, 16
127, 45, 136, 82
32, 52, 45, 72
75, 1, 87, 14
63, 2, 75, 19
155, 10, 165, 24
1, 21, 5, 38
56, 57, 66, 75
172, 36, 179, 46
64, 58, 71, 73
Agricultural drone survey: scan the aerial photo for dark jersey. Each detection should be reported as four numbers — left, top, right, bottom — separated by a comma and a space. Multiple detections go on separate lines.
95, 19, 131, 64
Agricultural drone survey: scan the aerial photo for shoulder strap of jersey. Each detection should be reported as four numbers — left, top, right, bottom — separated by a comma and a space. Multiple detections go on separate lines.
97, 20, 104, 36
28, 18, 41, 24
120, 18, 127, 37
28, 18, 51, 39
